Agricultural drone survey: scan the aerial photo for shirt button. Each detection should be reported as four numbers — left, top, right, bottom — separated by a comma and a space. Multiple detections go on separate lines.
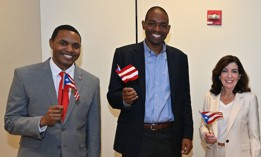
226, 139, 229, 143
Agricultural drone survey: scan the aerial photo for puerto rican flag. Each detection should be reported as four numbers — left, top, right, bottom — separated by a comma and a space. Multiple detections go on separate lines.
63, 73, 80, 101
200, 111, 223, 125
116, 64, 138, 83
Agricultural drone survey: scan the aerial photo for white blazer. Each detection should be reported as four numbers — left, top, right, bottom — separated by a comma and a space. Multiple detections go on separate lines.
199, 92, 261, 157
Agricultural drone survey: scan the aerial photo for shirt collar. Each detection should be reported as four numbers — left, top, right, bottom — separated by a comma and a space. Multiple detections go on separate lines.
143, 41, 167, 58
49, 58, 75, 76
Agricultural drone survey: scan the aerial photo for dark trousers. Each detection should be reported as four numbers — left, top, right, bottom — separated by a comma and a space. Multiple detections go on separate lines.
123, 126, 178, 157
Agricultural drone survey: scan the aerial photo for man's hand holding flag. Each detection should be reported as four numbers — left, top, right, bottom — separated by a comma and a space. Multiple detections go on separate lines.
116, 64, 139, 105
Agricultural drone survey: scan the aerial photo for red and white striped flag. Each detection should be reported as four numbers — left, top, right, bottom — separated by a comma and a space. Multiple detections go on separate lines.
200, 111, 223, 125
116, 64, 138, 83
63, 73, 80, 101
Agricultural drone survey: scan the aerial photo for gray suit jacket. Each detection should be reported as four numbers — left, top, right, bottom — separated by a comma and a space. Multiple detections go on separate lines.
5, 58, 101, 157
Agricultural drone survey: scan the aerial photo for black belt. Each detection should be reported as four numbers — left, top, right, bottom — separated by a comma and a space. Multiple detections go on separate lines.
144, 122, 174, 131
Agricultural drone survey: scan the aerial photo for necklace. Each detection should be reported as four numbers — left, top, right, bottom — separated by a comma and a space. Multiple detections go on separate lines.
220, 94, 235, 105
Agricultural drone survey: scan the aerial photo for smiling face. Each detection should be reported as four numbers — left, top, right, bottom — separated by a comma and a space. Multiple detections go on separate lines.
220, 62, 240, 91
142, 7, 170, 53
49, 30, 81, 70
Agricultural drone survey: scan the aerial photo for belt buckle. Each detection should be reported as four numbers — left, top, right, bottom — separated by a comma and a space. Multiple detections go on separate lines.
150, 123, 157, 131
218, 142, 225, 147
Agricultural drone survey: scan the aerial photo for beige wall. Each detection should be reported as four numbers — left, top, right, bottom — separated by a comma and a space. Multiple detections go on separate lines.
0, 0, 41, 156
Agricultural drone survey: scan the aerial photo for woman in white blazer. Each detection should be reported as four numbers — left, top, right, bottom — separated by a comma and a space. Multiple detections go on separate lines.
199, 55, 261, 157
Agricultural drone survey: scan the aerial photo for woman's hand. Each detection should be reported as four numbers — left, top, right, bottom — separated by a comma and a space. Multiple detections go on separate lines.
204, 132, 217, 144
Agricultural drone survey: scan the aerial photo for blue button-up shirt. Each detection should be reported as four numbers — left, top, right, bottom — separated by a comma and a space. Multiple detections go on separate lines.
143, 42, 174, 123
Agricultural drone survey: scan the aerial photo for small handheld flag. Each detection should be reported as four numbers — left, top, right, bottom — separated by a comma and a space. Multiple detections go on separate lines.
116, 64, 138, 83
63, 73, 80, 101
200, 111, 223, 125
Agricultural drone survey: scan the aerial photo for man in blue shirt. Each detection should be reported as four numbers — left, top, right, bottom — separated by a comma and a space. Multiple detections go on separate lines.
107, 6, 193, 157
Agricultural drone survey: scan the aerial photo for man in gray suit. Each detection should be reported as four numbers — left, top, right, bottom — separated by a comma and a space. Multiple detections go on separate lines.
4, 25, 101, 157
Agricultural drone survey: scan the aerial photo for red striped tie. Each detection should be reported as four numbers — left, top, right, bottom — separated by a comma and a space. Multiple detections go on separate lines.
58, 72, 69, 122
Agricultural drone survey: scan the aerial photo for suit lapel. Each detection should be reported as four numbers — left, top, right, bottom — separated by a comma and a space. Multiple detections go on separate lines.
133, 42, 146, 104
225, 93, 243, 137
40, 59, 83, 124
40, 59, 57, 106
211, 94, 221, 136
63, 66, 82, 124
166, 46, 178, 100
166, 46, 185, 119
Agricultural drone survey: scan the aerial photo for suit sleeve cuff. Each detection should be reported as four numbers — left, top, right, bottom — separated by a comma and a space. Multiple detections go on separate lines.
123, 101, 131, 110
